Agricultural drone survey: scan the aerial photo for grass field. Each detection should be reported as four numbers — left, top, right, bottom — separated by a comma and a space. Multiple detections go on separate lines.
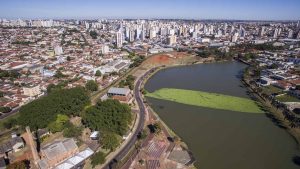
146, 88, 263, 113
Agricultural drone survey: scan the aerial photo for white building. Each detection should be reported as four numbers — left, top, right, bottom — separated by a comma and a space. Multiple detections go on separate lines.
23, 85, 42, 97
116, 31, 123, 48
167, 35, 177, 45
54, 46, 63, 55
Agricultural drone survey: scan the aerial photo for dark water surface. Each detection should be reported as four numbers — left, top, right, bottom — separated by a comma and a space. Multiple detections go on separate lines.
144, 61, 299, 169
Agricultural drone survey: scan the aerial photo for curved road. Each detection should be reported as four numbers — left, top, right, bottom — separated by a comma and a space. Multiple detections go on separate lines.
103, 67, 157, 169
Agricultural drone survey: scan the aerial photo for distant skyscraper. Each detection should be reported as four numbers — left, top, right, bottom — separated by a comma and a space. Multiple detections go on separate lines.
129, 29, 135, 42
297, 21, 300, 28
288, 29, 294, 38
116, 31, 123, 48
167, 35, 177, 45
260, 26, 265, 37
297, 31, 300, 39
231, 32, 239, 42
149, 29, 156, 39
273, 28, 279, 38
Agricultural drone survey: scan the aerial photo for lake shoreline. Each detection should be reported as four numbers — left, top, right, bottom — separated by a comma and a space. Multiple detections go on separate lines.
143, 59, 300, 168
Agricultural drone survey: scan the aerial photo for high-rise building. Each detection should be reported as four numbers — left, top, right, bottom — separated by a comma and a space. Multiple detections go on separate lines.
116, 31, 123, 48
260, 26, 265, 37
288, 29, 293, 38
167, 35, 177, 45
231, 32, 239, 42
149, 29, 156, 39
129, 29, 135, 42
273, 28, 279, 38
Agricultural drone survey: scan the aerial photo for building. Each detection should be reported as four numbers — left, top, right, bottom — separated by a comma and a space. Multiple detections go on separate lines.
38, 138, 79, 169
23, 85, 41, 97
167, 35, 177, 45
0, 157, 6, 169
260, 26, 265, 37
116, 31, 123, 48
100, 44, 109, 54
0, 136, 24, 157
231, 32, 239, 43
54, 46, 63, 55
107, 87, 132, 103
129, 29, 135, 42
90, 131, 100, 140
149, 29, 156, 39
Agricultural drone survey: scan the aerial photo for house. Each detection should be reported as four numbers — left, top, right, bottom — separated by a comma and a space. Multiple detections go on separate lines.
273, 80, 292, 90
0, 157, 6, 169
259, 77, 276, 86
23, 85, 42, 97
0, 136, 25, 157
107, 87, 132, 103
289, 90, 300, 99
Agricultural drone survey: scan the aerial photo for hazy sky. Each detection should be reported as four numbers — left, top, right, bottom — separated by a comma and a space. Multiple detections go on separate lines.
0, 0, 299, 20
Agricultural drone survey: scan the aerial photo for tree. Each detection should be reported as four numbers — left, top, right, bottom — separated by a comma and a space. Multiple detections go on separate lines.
90, 31, 98, 39
95, 70, 102, 77
0, 106, 12, 113
0, 91, 4, 97
48, 114, 69, 133
67, 56, 71, 61
54, 70, 66, 78
7, 160, 28, 169
63, 123, 82, 138
91, 151, 106, 167
18, 87, 89, 129
82, 99, 133, 136
3, 118, 17, 129
85, 80, 98, 91
100, 131, 119, 151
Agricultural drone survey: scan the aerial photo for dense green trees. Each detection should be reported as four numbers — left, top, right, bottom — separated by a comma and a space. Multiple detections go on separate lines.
129, 56, 145, 68
85, 80, 98, 91
0, 106, 12, 113
82, 99, 133, 136
63, 123, 83, 138
91, 151, 106, 167
119, 75, 135, 90
18, 87, 90, 129
0, 70, 20, 79
48, 114, 69, 133
100, 131, 120, 151
95, 70, 102, 76
90, 31, 98, 39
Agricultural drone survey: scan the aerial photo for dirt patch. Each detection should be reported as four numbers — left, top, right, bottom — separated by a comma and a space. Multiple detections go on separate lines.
145, 54, 173, 65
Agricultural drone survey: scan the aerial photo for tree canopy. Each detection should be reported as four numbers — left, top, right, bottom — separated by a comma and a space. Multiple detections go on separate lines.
91, 151, 106, 167
85, 80, 98, 91
18, 87, 90, 129
100, 131, 120, 151
82, 99, 132, 136
95, 70, 102, 77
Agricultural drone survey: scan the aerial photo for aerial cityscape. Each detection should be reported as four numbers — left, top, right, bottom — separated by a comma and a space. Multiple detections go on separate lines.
0, 0, 300, 169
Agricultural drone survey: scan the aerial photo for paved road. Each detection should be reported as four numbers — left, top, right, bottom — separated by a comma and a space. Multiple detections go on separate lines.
102, 67, 157, 169
0, 107, 20, 120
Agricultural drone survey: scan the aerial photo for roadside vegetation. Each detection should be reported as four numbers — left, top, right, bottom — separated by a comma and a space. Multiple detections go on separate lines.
82, 99, 133, 150
146, 88, 263, 113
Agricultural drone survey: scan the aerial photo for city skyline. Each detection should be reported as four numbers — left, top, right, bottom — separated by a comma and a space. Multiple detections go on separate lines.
0, 0, 300, 20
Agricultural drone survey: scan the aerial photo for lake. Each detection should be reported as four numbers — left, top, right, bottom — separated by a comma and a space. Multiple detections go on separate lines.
144, 61, 300, 169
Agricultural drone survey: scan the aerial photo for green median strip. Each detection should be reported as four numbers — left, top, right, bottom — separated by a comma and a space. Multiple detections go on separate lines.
146, 88, 263, 113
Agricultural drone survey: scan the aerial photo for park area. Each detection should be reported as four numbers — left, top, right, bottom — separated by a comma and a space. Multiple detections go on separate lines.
146, 88, 263, 113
